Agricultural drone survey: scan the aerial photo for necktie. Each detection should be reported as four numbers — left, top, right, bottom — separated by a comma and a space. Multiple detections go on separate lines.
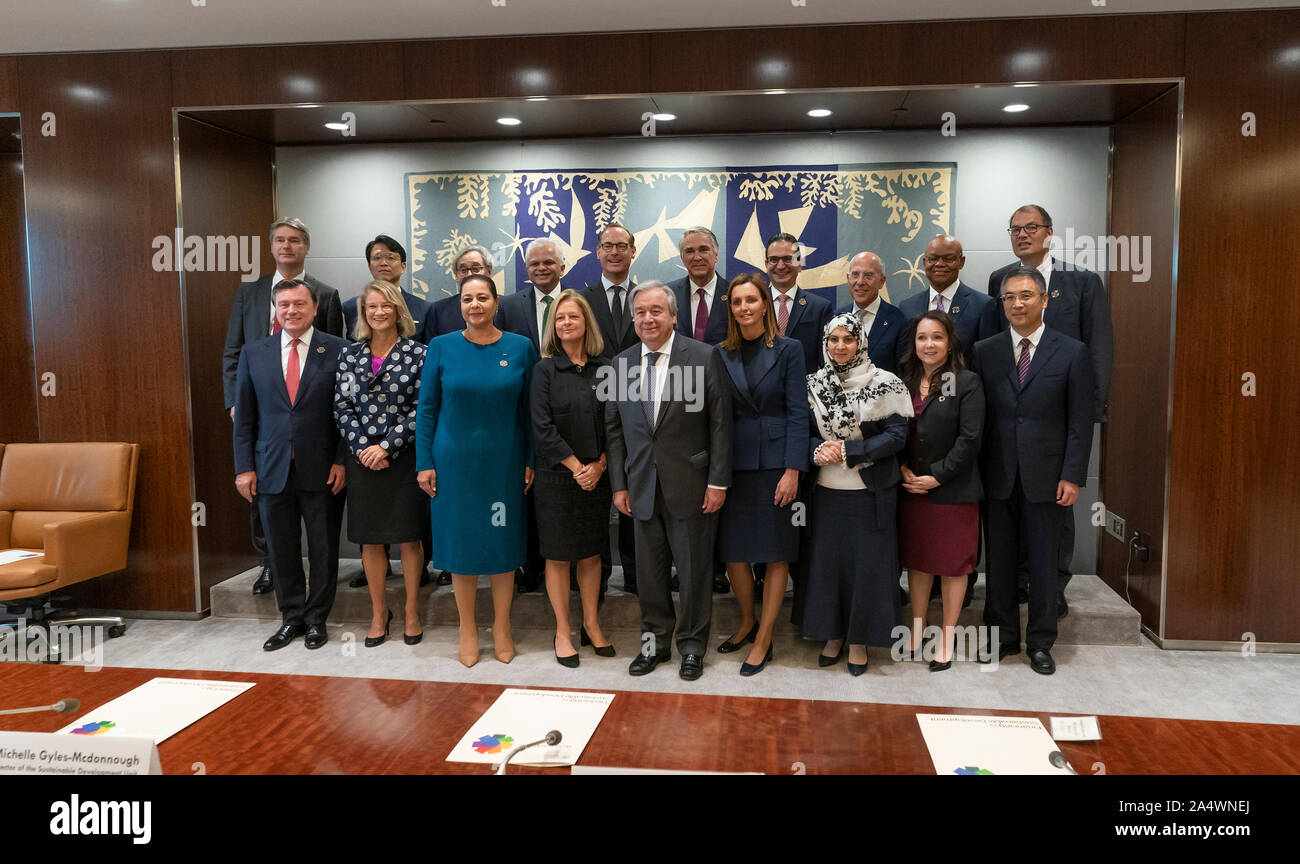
694, 288, 708, 341
933, 293, 945, 313
777, 295, 790, 335
286, 338, 301, 403
611, 285, 625, 336
642, 351, 660, 428
541, 294, 554, 336
1017, 337, 1032, 386
271, 319, 283, 335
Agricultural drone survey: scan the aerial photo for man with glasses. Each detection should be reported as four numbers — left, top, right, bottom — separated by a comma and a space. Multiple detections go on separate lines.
987, 205, 1114, 618
341, 235, 431, 344
765, 232, 833, 375
897, 234, 997, 366
837, 250, 905, 374
428, 245, 494, 338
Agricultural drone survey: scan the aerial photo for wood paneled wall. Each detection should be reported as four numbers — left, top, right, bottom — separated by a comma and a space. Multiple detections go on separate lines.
0, 11, 1295, 637
0, 124, 37, 444
177, 116, 275, 607
1102, 87, 1179, 633
1166, 10, 1300, 643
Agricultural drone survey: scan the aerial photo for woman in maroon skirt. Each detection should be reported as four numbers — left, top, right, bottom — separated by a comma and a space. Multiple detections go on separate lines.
897, 310, 985, 670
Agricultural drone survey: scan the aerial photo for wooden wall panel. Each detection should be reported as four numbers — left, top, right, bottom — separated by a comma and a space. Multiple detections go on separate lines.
0, 139, 38, 443
16, 51, 197, 612
1166, 10, 1300, 643
0, 57, 17, 112
177, 116, 275, 608
1101, 87, 1179, 632
171, 43, 404, 108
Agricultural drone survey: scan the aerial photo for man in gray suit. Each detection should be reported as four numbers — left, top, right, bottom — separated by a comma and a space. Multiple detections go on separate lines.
223, 217, 343, 595
606, 281, 732, 681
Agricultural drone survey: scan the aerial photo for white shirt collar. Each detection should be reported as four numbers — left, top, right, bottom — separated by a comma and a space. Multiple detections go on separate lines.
274, 269, 305, 286
641, 331, 675, 359
855, 295, 882, 317
282, 326, 314, 348
688, 273, 718, 298
770, 283, 798, 301
602, 274, 630, 291
1010, 321, 1045, 351
928, 281, 960, 302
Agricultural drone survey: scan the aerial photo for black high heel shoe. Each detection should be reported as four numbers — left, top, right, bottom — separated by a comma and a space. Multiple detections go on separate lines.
555, 634, 580, 668
717, 623, 758, 654
739, 644, 773, 677
847, 657, 868, 676
364, 610, 393, 648
580, 626, 615, 657
818, 648, 843, 667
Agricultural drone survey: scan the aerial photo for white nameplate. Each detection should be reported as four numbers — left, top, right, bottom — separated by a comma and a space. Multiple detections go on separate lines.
1049, 715, 1103, 741
0, 730, 161, 775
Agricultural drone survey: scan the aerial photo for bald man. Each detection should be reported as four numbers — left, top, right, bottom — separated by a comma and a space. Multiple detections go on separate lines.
836, 251, 906, 374
897, 235, 997, 365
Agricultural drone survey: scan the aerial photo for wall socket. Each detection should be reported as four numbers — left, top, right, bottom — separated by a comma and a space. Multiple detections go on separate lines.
1106, 511, 1127, 542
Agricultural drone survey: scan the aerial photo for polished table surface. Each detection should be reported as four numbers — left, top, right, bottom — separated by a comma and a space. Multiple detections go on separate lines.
2, 664, 1297, 774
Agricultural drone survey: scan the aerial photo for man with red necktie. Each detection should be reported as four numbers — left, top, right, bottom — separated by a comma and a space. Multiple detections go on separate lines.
669, 226, 729, 347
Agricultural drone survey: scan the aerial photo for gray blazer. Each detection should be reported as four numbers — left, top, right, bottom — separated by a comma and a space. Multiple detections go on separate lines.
605, 334, 733, 521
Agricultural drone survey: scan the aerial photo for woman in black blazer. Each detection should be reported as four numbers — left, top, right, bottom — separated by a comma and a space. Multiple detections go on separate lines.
897, 310, 985, 670
714, 274, 809, 676
334, 281, 427, 648
530, 290, 615, 667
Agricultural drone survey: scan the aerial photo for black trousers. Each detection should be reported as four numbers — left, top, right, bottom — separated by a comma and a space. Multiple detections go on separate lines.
601, 509, 639, 588
984, 473, 1068, 652
633, 485, 716, 657
1017, 504, 1074, 597
258, 462, 344, 627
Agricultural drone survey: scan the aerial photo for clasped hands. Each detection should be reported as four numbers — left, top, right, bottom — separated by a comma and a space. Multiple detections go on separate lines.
571, 460, 604, 492
814, 439, 846, 466
358, 444, 390, 471
900, 465, 939, 494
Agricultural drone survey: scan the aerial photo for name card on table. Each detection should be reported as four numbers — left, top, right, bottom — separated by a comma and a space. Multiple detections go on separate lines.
0, 730, 161, 775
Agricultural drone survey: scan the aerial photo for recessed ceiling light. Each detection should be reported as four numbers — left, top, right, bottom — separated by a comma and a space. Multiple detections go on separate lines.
807, 108, 832, 118
765, 89, 787, 95
1002, 104, 1030, 113
323, 122, 349, 131
1012, 83, 1039, 88
526, 96, 548, 102
497, 117, 523, 126
298, 103, 321, 108
652, 113, 676, 122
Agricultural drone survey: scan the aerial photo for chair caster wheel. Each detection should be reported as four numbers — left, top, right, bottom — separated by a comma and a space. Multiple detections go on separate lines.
107, 624, 126, 638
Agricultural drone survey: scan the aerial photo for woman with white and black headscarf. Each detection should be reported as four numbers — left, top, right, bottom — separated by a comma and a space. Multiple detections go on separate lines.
803, 312, 913, 676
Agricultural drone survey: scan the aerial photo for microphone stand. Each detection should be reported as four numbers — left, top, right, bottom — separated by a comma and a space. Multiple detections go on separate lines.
494, 730, 563, 775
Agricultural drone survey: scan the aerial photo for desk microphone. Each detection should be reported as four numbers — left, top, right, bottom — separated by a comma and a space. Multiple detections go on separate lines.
1048, 750, 1078, 774
0, 697, 81, 716
494, 730, 562, 775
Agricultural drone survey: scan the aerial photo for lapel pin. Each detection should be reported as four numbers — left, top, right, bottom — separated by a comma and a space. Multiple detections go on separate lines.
798, 298, 807, 306
938, 395, 947, 402
316, 346, 325, 353
500, 353, 509, 367
1051, 290, 1060, 298
950, 306, 960, 315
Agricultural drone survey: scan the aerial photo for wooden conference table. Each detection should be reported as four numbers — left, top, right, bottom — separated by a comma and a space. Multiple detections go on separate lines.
1, 664, 1297, 774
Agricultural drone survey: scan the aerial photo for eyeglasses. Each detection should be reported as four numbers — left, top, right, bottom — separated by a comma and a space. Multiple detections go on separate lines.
766, 255, 796, 266
923, 254, 960, 265
598, 242, 631, 252
1001, 290, 1042, 304
455, 263, 486, 275
369, 253, 401, 263
1007, 224, 1047, 237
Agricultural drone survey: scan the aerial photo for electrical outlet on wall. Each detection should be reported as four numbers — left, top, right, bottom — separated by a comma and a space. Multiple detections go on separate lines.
1106, 511, 1126, 542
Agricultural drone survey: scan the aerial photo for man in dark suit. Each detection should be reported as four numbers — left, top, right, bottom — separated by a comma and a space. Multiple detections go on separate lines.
971, 267, 1093, 675
222, 217, 343, 596
669, 226, 729, 346
425, 245, 495, 339
897, 234, 997, 366
765, 232, 834, 374
987, 205, 1115, 616
581, 223, 642, 595
233, 279, 348, 651
341, 235, 431, 344
606, 281, 732, 681
837, 250, 905, 374
499, 238, 566, 354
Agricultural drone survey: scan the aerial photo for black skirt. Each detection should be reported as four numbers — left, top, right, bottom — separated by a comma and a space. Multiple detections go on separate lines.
718, 468, 801, 563
534, 466, 612, 561
800, 485, 901, 646
345, 447, 426, 545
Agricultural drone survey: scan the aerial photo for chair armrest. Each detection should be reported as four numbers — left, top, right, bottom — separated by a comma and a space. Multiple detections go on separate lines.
42, 512, 132, 585
0, 512, 10, 548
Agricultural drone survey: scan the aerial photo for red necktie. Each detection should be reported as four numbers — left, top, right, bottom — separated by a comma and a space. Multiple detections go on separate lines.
694, 288, 708, 341
271, 319, 283, 335
777, 295, 790, 335
286, 338, 301, 403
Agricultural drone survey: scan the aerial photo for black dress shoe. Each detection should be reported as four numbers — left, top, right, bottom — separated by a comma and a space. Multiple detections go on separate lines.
818, 649, 843, 667
1058, 596, 1069, 619
999, 643, 1022, 660
436, 570, 451, 586
1028, 648, 1056, 675
847, 659, 868, 676
403, 631, 423, 645
304, 624, 327, 649
365, 610, 392, 648
679, 653, 704, 680
555, 635, 580, 668
739, 644, 772, 677
252, 567, 274, 595
347, 573, 368, 589
712, 572, 730, 594
628, 652, 670, 676
263, 622, 304, 651
580, 627, 615, 657
717, 623, 757, 654
929, 658, 952, 672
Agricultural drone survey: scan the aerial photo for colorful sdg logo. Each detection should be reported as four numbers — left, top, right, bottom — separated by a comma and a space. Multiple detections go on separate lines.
472, 733, 514, 754
70, 721, 116, 736
954, 766, 994, 775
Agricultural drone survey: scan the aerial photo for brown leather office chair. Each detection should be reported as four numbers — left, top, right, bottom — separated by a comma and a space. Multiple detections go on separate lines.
0, 442, 140, 661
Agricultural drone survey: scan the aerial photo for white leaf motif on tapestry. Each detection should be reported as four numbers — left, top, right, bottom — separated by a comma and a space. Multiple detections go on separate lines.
457, 175, 491, 220
436, 228, 480, 279
738, 177, 780, 201
527, 181, 565, 233
500, 175, 521, 218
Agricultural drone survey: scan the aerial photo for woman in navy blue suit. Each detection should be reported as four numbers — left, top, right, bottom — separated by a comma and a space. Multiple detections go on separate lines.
334, 281, 427, 648
714, 274, 809, 676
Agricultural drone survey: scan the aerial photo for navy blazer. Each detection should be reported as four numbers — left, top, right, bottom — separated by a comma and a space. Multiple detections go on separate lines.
774, 287, 834, 375
427, 294, 467, 339
987, 258, 1114, 422
222, 273, 344, 408
836, 299, 905, 374
808, 412, 909, 494
897, 281, 997, 366
671, 273, 730, 345
233, 329, 347, 495
582, 281, 640, 356
970, 328, 1094, 504
904, 369, 985, 505
498, 285, 561, 354
717, 336, 809, 473
342, 289, 432, 345
333, 338, 426, 461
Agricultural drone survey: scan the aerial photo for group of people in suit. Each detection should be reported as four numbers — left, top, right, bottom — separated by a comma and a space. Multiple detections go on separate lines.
227, 202, 1111, 679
